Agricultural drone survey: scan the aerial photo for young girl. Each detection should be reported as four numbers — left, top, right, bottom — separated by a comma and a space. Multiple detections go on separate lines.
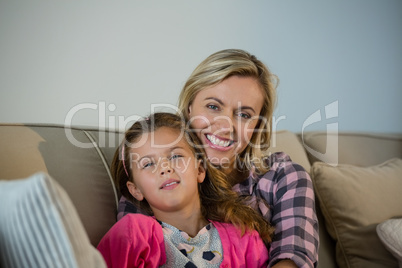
118, 49, 319, 268
98, 113, 274, 267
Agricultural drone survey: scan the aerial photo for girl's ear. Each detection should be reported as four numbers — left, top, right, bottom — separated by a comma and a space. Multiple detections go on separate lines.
127, 181, 144, 201
196, 159, 206, 183
188, 105, 192, 116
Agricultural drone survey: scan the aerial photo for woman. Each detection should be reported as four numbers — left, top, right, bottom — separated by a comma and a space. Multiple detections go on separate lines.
119, 49, 319, 268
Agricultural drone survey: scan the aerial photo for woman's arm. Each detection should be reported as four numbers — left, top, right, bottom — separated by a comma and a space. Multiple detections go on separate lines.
265, 152, 319, 268
272, 259, 298, 268
116, 195, 148, 220
234, 152, 319, 268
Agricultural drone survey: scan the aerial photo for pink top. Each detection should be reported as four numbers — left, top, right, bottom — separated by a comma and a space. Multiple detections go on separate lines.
97, 214, 268, 267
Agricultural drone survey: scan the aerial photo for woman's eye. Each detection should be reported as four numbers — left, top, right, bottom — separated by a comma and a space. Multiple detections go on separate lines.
207, 104, 219, 111
238, 112, 251, 119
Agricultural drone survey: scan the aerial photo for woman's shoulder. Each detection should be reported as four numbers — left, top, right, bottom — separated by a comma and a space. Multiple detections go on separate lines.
262, 151, 308, 175
250, 151, 310, 187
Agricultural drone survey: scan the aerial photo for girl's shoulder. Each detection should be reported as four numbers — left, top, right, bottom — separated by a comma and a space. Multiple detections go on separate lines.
210, 221, 262, 244
118, 214, 159, 230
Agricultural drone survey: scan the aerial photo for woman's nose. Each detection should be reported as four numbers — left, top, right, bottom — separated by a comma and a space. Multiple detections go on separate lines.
214, 115, 235, 134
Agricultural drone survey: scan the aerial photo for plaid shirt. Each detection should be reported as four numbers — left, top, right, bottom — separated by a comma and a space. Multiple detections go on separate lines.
117, 152, 319, 268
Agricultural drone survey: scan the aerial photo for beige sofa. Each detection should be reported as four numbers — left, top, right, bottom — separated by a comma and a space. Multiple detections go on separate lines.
0, 123, 401, 267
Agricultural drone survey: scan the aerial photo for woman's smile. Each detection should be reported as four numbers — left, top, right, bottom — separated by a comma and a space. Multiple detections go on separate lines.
205, 134, 234, 151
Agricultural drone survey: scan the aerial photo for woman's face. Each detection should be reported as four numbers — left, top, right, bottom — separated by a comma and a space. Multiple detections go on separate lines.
188, 75, 264, 171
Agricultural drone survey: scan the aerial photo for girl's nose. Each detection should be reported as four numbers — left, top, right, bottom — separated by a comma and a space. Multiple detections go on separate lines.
160, 167, 172, 176
159, 159, 173, 175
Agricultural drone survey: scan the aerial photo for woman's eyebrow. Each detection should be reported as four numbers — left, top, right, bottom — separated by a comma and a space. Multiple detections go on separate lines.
205, 97, 224, 105
239, 106, 256, 114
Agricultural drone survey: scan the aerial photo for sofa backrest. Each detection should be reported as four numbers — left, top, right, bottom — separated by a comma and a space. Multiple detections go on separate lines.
302, 131, 402, 166
0, 124, 121, 246
0, 124, 313, 248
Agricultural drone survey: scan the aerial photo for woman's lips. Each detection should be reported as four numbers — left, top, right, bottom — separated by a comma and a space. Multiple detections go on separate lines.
204, 134, 234, 151
160, 179, 180, 190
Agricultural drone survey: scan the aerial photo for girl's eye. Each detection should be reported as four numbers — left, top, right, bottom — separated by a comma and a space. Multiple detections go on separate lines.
170, 154, 183, 160
170, 154, 184, 166
142, 162, 154, 169
207, 104, 219, 111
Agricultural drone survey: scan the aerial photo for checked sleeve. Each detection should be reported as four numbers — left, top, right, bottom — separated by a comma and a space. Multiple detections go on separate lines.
233, 152, 319, 268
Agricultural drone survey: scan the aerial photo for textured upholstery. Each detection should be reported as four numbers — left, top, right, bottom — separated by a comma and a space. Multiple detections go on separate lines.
1, 123, 401, 267
0, 124, 119, 246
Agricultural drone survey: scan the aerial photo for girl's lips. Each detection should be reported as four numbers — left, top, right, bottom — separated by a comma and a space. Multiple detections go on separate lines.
160, 179, 180, 190
204, 134, 234, 152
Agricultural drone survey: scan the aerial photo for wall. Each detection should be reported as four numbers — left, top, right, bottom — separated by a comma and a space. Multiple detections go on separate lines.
0, 0, 401, 133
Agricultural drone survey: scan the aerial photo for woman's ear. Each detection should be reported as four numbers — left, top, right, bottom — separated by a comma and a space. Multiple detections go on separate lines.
188, 105, 192, 116
196, 159, 206, 183
127, 181, 144, 201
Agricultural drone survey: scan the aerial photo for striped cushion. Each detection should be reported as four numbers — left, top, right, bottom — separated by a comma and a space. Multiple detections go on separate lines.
0, 172, 106, 268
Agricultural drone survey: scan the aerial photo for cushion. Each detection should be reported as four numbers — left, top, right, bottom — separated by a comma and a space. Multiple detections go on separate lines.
311, 158, 402, 268
377, 218, 402, 268
0, 172, 106, 268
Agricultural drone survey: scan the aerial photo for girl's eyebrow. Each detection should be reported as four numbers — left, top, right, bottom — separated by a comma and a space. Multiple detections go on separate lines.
137, 146, 186, 161
205, 97, 256, 113
170, 146, 185, 151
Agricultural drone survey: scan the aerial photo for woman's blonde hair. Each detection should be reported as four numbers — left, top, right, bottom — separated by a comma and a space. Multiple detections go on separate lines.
178, 49, 278, 175
111, 112, 274, 244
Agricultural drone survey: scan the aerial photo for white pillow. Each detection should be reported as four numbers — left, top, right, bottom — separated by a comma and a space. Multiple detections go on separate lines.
377, 218, 402, 268
0, 172, 106, 268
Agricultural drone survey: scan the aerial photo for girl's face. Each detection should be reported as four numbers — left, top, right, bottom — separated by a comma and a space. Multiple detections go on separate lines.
188, 76, 264, 171
126, 127, 205, 217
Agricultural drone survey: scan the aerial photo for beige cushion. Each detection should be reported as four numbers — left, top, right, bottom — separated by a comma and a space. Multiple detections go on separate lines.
377, 218, 402, 267
0, 124, 49, 179
311, 158, 402, 268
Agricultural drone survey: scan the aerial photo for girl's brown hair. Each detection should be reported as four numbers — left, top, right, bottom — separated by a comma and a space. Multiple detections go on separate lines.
111, 112, 274, 244
178, 49, 278, 175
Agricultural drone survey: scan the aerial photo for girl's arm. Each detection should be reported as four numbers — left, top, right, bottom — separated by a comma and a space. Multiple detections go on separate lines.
97, 214, 166, 267
212, 221, 269, 267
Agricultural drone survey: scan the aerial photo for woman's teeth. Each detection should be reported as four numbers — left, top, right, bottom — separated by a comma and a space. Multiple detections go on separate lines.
206, 134, 232, 147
